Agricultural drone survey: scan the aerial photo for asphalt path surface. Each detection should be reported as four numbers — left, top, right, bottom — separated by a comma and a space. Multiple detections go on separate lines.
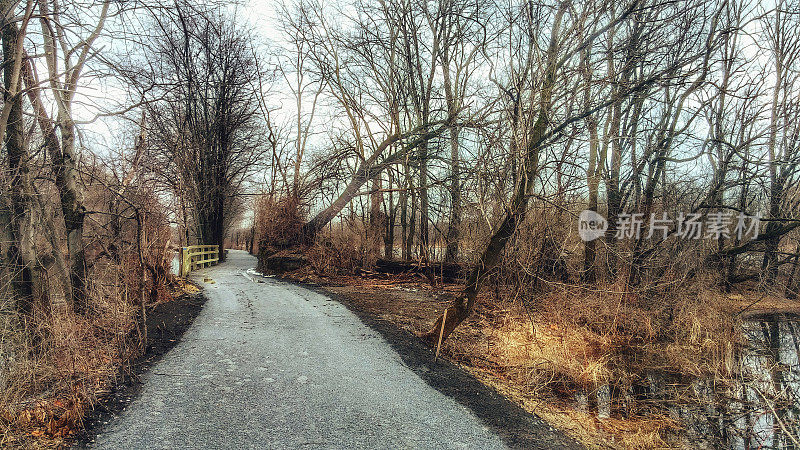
92, 250, 511, 449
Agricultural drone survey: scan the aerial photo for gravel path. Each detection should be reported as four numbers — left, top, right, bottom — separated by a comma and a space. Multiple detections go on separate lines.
91, 250, 509, 449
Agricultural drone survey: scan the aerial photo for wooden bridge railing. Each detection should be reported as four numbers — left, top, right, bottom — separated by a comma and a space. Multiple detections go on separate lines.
179, 245, 219, 277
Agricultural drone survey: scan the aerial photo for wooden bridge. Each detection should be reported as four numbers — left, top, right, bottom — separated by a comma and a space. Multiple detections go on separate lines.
178, 245, 220, 277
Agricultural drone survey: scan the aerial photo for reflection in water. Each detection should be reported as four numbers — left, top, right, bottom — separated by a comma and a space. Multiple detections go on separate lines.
730, 318, 800, 449
661, 316, 799, 448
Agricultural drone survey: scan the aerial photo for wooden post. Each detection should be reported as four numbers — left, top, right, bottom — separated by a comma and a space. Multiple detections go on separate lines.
180, 247, 188, 277
435, 308, 447, 361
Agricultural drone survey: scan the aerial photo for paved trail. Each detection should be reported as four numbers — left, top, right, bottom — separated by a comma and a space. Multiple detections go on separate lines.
92, 250, 571, 449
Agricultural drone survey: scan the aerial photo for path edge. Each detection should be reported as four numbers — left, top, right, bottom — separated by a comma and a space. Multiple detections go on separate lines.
283, 279, 584, 450
70, 290, 207, 448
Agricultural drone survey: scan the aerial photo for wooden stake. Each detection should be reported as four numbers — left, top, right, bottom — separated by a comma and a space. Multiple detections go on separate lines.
435, 308, 447, 362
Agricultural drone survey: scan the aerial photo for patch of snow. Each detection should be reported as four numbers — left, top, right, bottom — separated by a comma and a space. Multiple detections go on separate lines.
246, 268, 274, 278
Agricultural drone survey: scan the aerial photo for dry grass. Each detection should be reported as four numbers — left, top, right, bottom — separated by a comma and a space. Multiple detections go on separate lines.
454, 286, 751, 448
0, 255, 182, 447
0, 308, 135, 447
254, 194, 305, 252
307, 221, 377, 275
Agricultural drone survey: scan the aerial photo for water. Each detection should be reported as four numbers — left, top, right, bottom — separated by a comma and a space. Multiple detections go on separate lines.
675, 316, 800, 448
731, 317, 800, 448
171, 253, 180, 276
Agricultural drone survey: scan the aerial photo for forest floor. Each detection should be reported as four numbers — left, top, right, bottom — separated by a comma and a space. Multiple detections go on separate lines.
281, 267, 800, 449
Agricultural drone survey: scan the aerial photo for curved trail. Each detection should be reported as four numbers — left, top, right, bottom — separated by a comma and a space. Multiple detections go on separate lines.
92, 250, 576, 449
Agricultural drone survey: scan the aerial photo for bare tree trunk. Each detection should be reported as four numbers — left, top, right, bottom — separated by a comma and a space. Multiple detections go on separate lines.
407, 181, 417, 260
135, 210, 148, 347
369, 173, 384, 263
581, 47, 600, 283
726, 191, 745, 285
785, 242, 800, 299
402, 158, 414, 260
418, 141, 433, 282
439, 1, 475, 264
2, 15, 35, 314
58, 118, 89, 312
762, 4, 789, 286
421, 2, 567, 344
604, 81, 623, 278
762, 53, 782, 284
0, 196, 13, 299
400, 164, 409, 259
198, 189, 227, 261
383, 170, 395, 259
303, 168, 372, 244
444, 124, 461, 263
583, 132, 600, 283
22, 56, 83, 311
33, 0, 109, 313
249, 225, 256, 255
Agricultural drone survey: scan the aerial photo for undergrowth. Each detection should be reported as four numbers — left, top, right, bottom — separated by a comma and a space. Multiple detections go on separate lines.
0, 255, 176, 447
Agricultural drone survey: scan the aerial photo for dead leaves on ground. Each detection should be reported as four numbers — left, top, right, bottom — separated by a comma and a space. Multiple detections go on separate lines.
1, 397, 81, 448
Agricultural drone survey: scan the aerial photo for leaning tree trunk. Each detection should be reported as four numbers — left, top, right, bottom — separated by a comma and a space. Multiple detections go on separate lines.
302, 167, 372, 244
300, 123, 449, 246
420, 3, 566, 344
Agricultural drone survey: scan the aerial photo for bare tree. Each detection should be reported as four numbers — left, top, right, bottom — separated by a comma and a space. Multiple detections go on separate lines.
760, 0, 800, 285
1, 0, 37, 313
22, 0, 112, 312
273, 0, 459, 250
437, 0, 487, 263
422, 0, 722, 343
128, 2, 265, 261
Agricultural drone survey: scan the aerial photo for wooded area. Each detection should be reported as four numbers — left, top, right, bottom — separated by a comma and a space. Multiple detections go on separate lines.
2, 0, 800, 447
